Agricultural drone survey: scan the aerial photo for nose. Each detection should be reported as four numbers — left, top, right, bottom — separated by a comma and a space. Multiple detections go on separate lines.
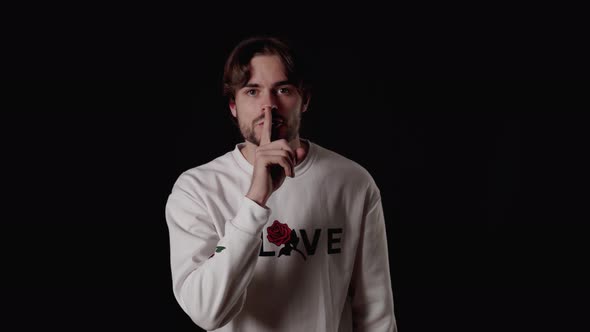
261, 104, 278, 113
260, 91, 278, 113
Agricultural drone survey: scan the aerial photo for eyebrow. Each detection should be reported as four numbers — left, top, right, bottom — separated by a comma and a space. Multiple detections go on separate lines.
243, 80, 294, 89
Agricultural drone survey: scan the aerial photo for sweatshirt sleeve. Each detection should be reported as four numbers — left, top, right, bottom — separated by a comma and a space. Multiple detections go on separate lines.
350, 194, 398, 332
165, 181, 270, 331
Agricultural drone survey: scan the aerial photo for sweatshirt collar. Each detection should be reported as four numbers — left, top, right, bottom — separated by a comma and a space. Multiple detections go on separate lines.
232, 138, 316, 178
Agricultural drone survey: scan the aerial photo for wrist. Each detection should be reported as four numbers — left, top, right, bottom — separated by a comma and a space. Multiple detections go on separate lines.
246, 192, 267, 208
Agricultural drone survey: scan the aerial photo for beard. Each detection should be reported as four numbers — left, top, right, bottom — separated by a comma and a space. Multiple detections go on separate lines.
236, 109, 301, 146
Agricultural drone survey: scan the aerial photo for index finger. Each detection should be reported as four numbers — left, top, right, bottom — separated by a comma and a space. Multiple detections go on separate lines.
260, 108, 272, 145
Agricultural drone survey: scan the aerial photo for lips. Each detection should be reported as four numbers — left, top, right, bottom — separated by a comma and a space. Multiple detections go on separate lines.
257, 120, 284, 128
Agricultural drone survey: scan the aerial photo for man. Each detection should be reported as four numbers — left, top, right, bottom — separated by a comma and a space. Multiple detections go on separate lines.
165, 36, 397, 331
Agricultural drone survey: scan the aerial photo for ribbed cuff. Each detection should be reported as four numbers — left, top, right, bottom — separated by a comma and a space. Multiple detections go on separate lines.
229, 196, 271, 236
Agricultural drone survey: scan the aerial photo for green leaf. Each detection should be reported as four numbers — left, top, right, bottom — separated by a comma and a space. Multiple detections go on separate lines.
216, 246, 226, 253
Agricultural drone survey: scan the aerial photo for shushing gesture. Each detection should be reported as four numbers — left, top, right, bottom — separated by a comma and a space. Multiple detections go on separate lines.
246, 108, 305, 207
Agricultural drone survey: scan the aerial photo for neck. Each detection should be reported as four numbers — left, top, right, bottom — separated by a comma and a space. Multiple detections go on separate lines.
240, 135, 308, 166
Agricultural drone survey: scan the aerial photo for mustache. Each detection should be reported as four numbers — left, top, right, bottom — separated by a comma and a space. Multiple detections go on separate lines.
252, 114, 286, 126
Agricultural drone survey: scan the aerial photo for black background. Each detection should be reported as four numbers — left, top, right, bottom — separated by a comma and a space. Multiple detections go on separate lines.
2, 5, 589, 332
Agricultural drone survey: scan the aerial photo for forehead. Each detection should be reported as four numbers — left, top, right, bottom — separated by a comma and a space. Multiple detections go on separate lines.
248, 54, 288, 81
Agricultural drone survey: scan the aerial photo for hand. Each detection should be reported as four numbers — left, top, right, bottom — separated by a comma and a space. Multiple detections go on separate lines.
246, 108, 305, 207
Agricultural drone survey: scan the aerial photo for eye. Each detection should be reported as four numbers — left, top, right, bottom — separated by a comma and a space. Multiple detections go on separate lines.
245, 89, 258, 96
278, 87, 291, 95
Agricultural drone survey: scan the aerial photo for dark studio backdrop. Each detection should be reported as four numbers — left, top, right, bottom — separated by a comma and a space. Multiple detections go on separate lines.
2, 11, 589, 332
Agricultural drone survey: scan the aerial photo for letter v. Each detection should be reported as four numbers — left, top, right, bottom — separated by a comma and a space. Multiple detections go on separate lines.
299, 229, 321, 256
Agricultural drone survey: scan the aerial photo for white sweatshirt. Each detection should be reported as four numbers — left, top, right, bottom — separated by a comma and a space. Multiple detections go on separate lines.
165, 140, 397, 332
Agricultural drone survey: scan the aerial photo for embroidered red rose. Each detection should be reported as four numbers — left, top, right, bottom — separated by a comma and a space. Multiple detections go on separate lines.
266, 220, 306, 261
267, 220, 292, 246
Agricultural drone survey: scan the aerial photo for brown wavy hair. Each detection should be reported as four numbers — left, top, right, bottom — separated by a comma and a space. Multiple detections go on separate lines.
222, 36, 311, 103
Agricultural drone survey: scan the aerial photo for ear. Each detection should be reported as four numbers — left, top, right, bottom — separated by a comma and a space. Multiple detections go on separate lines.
229, 100, 237, 118
302, 94, 311, 113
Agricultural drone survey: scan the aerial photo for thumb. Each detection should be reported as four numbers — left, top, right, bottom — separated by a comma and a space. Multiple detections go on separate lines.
295, 147, 306, 165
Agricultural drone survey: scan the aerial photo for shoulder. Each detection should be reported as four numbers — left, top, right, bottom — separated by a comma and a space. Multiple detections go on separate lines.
312, 142, 379, 192
313, 143, 374, 178
170, 150, 237, 196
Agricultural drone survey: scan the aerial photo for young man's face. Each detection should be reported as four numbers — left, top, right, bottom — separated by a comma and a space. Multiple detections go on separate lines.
230, 54, 307, 146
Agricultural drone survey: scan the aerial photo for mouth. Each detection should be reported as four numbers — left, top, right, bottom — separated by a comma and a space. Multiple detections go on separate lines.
257, 120, 284, 128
